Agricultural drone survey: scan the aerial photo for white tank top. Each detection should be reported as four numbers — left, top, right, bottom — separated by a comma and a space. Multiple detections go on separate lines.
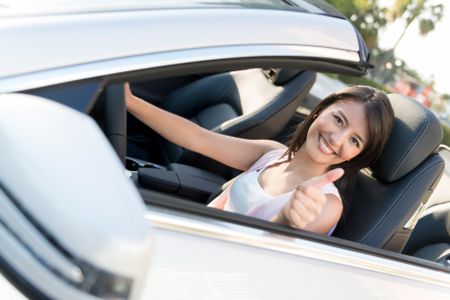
226, 165, 340, 220
223, 149, 341, 236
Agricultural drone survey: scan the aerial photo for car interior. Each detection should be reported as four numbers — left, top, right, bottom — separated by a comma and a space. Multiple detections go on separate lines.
128, 68, 316, 179
82, 66, 450, 269
402, 145, 450, 266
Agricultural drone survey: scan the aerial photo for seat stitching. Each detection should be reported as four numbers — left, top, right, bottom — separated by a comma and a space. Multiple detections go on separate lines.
360, 158, 444, 245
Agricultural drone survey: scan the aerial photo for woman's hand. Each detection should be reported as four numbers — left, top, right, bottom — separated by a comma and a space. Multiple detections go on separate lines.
124, 82, 136, 110
274, 168, 344, 229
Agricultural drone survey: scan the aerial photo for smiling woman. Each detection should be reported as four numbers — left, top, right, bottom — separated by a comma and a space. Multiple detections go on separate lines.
126, 84, 395, 235
304, 101, 368, 164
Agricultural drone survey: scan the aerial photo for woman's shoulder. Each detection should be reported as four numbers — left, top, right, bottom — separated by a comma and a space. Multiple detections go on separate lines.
261, 147, 287, 160
248, 146, 287, 172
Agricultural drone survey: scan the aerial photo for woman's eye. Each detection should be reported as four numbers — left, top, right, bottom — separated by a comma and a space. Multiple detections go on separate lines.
333, 115, 343, 126
351, 137, 360, 147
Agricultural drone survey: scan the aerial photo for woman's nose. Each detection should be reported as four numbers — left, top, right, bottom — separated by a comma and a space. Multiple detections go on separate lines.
330, 130, 346, 146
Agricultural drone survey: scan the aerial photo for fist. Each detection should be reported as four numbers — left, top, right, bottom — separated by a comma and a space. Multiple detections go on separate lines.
281, 168, 344, 229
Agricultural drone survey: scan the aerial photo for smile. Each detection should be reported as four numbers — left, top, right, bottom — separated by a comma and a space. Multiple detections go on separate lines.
319, 134, 335, 155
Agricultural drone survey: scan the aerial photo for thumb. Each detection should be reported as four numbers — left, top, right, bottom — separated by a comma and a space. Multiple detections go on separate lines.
324, 168, 344, 183
306, 168, 344, 188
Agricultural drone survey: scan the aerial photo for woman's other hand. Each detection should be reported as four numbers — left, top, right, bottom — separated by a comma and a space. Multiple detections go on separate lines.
124, 82, 136, 110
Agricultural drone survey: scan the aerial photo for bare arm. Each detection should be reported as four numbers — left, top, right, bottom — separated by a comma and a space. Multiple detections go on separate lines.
125, 83, 285, 170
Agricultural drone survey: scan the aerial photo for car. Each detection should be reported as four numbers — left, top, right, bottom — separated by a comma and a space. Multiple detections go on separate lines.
1, 0, 450, 299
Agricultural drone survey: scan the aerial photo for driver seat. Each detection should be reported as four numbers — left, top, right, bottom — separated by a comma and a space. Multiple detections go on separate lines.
333, 94, 444, 252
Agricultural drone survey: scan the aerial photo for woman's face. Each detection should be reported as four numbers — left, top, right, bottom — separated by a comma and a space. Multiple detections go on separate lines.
304, 100, 369, 167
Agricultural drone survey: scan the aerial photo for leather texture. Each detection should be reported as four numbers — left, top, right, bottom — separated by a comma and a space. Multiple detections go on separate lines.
411, 243, 450, 265
371, 94, 443, 182
334, 154, 444, 251
402, 147, 450, 263
403, 202, 450, 255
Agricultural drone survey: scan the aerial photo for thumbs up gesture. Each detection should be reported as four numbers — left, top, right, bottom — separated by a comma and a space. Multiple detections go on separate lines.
275, 168, 344, 229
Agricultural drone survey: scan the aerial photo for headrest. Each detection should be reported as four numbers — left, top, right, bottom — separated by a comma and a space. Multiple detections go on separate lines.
262, 68, 302, 86
371, 94, 443, 182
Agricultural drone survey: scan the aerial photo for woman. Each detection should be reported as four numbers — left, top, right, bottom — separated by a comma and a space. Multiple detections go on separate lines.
125, 83, 394, 235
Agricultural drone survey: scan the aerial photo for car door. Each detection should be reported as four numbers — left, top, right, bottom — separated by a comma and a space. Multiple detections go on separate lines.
141, 204, 450, 299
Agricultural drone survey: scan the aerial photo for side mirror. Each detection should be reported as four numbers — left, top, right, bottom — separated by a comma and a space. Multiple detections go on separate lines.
0, 94, 153, 299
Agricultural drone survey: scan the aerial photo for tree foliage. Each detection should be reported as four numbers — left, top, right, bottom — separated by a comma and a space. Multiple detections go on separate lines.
327, 0, 444, 50
387, 0, 444, 49
327, 0, 444, 85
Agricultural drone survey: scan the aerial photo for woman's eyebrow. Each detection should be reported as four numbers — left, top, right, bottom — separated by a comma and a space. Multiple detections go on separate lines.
337, 109, 365, 144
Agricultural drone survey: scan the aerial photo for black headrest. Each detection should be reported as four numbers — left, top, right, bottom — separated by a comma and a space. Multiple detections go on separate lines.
262, 68, 302, 86
371, 94, 443, 183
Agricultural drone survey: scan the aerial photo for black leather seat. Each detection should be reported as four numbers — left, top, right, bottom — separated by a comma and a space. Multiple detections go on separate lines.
402, 146, 450, 265
156, 68, 316, 175
333, 94, 444, 253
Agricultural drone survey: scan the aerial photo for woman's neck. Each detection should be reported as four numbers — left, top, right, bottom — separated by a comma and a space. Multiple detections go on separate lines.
285, 146, 329, 180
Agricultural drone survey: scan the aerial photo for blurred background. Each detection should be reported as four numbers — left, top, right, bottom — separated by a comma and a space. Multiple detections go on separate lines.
325, 0, 450, 144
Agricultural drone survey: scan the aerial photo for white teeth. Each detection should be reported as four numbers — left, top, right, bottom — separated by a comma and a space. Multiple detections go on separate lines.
319, 135, 334, 155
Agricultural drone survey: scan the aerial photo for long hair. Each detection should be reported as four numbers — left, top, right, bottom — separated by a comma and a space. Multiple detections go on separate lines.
284, 85, 395, 220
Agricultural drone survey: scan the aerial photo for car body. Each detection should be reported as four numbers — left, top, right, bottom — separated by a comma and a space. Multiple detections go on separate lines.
1, 1, 450, 299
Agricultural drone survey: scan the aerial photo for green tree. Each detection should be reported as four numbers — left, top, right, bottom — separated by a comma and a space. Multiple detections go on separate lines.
387, 0, 444, 51
373, 0, 444, 80
328, 0, 444, 84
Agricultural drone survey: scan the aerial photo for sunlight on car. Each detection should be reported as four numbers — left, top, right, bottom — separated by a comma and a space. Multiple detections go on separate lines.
1, 0, 450, 299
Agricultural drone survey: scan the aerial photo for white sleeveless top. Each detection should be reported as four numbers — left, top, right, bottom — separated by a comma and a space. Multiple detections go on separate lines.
223, 149, 341, 235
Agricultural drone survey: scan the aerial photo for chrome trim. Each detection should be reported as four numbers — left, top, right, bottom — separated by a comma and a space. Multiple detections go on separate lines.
0, 45, 359, 93
404, 202, 426, 230
439, 144, 450, 152
145, 210, 450, 288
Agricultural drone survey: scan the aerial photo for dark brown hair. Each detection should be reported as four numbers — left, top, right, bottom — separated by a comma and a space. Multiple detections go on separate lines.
285, 85, 395, 218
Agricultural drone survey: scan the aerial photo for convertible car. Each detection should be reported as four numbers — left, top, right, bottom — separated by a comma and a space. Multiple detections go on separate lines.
1, 0, 450, 299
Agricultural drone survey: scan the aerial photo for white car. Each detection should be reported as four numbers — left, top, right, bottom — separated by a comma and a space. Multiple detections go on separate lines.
1, 1, 450, 299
